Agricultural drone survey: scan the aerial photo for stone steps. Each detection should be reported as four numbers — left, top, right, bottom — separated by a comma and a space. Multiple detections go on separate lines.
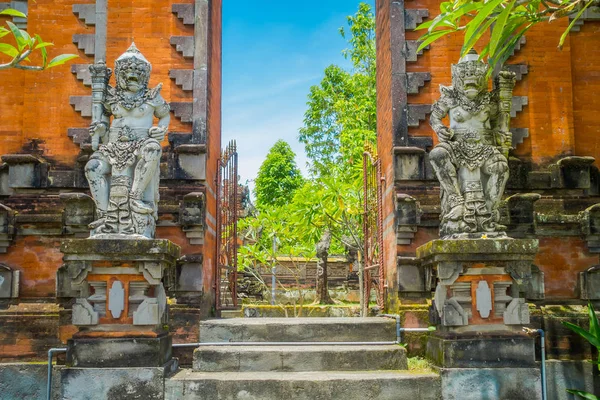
178, 317, 425, 399
165, 370, 442, 400
198, 317, 397, 343
193, 344, 407, 372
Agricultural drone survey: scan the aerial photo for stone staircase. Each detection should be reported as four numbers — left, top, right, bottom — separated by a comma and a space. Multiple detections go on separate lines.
166, 318, 441, 399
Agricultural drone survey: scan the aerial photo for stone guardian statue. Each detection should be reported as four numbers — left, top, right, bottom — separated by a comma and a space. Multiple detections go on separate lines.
85, 43, 170, 239
429, 50, 516, 239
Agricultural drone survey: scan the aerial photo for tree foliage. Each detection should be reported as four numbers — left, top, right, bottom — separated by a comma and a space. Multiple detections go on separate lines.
417, 0, 600, 75
0, 9, 78, 71
299, 2, 376, 177
254, 140, 304, 210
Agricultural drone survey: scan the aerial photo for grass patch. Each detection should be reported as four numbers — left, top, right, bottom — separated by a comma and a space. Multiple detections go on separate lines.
407, 356, 435, 373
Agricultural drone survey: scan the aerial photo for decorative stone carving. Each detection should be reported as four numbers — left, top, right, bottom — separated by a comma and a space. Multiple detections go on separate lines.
418, 238, 538, 330
429, 50, 516, 239
84, 43, 170, 239
60, 239, 179, 328
315, 229, 333, 305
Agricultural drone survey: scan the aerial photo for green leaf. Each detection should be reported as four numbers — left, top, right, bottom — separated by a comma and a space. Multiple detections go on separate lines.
566, 389, 599, 400
34, 41, 53, 50
563, 321, 600, 348
0, 27, 9, 39
46, 53, 78, 68
462, 0, 505, 54
6, 21, 26, 51
0, 8, 27, 18
34, 34, 47, 66
462, 17, 495, 58
558, 0, 594, 49
0, 42, 19, 58
417, 29, 454, 53
488, 0, 516, 60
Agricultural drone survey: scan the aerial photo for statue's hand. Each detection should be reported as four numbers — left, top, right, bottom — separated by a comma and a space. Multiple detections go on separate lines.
89, 122, 107, 151
438, 127, 454, 143
149, 126, 168, 141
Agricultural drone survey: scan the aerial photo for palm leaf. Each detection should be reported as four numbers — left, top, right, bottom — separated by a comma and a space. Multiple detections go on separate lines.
563, 321, 600, 348
566, 389, 599, 400
558, 0, 594, 49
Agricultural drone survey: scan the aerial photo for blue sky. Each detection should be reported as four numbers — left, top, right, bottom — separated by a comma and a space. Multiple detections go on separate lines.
222, 0, 374, 191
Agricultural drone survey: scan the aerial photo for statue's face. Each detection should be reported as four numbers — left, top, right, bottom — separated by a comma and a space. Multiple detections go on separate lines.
115, 59, 150, 93
452, 60, 488, 100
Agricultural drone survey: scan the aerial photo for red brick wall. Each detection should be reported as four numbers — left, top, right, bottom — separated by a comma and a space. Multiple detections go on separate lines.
376, 0, 398, 309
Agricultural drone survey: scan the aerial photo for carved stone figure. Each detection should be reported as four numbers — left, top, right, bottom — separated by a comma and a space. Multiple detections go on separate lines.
429, 50, 516, 238
315, 229, 333, 304
85, 43, 170, 238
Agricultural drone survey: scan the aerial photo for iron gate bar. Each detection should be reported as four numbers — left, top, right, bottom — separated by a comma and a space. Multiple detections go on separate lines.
215, 140, 239, 310
362, 143, 385, 312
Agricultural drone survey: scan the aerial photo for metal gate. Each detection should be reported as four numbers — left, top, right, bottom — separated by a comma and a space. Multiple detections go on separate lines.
215, 140, 239, 310
362, 143, 385, 314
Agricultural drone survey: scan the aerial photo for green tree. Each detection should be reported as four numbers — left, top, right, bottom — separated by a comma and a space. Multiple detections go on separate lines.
254, 140, 304, 209
299, 2, 376, 177
416, 0, 600, 75
0, 9, 77, 70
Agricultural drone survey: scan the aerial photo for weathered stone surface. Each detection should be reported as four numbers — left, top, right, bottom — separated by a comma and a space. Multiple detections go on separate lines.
72, 4, 96, 25
72, 34, 95, 56
1, 154, 45, 188
417, 237, 539, 261
172, 4, 195, 25
440, 367, 541, 400
194, 345, 407, 372
170, 36, 194, 58
394, 146, 425, 181
61, 366, 169, 400
165, 370, 441, 400
174, 144, 206, 180
407, 104, 431, 127
199, 318, 397, 343
67, 335, 172, 368
545, 360, 600, 400
169, 69, 194, 91
171, 101, 194, 123
427, 332, 536, 368
406, 72, 431, 94
404, 9, 428, 30
0, 363, 61, 400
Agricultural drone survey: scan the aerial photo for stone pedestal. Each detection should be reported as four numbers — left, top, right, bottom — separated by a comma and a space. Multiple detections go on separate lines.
59, 238, 180, 399
417, 237, 538, 331
60, 238, 179, 359
418, 237, 542, 400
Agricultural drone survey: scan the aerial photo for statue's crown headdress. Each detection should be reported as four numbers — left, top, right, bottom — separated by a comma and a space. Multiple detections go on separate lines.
452, 49, 487, 81
115, 42, 151, 71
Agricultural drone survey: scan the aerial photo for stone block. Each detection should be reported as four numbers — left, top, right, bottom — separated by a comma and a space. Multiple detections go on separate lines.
506, 193, 540, 237
72, 4, 96, 25
398, 257, 431, 296
60, 193, 95, 236
61, 365, 173, 400
69, 95, 92, 118
407, 104, 431, 127
552, 156, 596, 189
1, 154, 45, 188
174, 144, 206, 180
541, 305, 596, 360
199, 317, 397, 343
71, 63, 92, 86
170, 36, 194, 58
0, 264, 18, 299
440, 367, 541, 400
176, 253, 204, 293
66, 334, 173, 368
72, 298, 98, 325
406, 72, 431, 94
404, 9, 429, 30
545, 360, 600, 400
165, 370, 441, 400
169, 68, 194, 91
404, 40, 429, 62
0, 363, 61, 400
427, 332, 536, 368
578, 265, 600, 300
172, 3, 195, 25
394, 146, 425, 181
170, 101, 193, 123
72, 34, 95, 57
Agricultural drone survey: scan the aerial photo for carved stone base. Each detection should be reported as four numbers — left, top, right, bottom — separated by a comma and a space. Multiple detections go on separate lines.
59, 238, 180, 332
417, 237, 539, 331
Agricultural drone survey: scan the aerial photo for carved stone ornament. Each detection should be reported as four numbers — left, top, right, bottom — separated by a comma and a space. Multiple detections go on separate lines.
84, 43, 171, 239
429, 50, 516, 239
